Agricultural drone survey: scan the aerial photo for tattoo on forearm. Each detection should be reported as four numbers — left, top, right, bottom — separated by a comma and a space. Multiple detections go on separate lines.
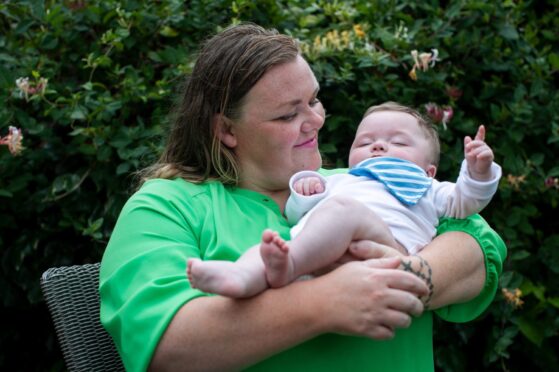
400, 256, 434, 310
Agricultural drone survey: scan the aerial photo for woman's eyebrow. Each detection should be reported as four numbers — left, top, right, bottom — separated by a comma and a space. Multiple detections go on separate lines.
274, 87, 320, 110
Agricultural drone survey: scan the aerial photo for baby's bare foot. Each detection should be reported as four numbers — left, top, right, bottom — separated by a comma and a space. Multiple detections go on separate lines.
260, 229, 294, 288
187, 258, 254, 298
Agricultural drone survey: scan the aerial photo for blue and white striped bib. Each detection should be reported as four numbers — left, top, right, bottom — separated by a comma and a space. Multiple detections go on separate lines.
348, 157, 433, 206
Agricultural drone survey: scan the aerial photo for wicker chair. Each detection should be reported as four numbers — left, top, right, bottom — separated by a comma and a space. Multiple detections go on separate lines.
41, 263, 125, 371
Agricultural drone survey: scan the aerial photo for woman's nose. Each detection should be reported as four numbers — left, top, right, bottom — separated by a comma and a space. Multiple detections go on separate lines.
302, 106, 325, 132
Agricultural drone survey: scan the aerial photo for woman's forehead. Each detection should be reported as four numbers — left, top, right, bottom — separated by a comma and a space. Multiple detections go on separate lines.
244, 56, 318, 111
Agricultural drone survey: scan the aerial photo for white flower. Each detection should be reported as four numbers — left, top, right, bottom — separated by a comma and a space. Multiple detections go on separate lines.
15, 77, 30, 100
0, 126, 24, 155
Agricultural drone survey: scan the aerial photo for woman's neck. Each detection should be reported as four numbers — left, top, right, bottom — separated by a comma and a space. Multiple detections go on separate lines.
238, 180, 291, 214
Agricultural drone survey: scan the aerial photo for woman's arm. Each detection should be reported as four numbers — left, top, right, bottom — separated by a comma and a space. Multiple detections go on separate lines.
348, 215, 506, 315
404, 231, 485, 309
150, 257, 428, 371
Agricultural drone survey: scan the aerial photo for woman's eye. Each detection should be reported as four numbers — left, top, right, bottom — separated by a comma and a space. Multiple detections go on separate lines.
277, 112, 297, 121
310, 97, 321, 106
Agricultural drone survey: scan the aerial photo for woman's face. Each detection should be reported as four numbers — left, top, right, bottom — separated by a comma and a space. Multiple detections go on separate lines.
229, 55, 325, 193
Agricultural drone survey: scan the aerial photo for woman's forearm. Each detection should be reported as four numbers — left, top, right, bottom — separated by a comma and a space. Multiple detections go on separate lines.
413, 231, 485, 309
149, 258, 428, 371
149, 280, 323, 371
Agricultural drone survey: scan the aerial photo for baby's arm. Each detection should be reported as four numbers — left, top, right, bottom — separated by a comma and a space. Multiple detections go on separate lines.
435, 125, 501, 218
285, 171, 329, 224
464, 125, 494, 181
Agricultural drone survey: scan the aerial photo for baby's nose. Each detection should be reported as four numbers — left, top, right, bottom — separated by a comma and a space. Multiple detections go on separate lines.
372, 141, 387, 151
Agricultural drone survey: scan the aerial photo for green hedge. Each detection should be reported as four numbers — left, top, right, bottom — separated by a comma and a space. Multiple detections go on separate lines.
1, 0, 558, 370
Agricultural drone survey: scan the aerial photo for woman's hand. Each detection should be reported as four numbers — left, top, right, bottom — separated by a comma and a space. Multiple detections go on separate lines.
310, 257, 429, 339
311, 240, 406, 276
349, 240, 407, 258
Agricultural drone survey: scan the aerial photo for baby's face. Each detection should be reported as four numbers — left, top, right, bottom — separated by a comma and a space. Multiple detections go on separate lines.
349, 111, 436, 177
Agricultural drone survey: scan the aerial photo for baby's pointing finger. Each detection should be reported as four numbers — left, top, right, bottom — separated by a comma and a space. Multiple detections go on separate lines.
475, 125, 486, 141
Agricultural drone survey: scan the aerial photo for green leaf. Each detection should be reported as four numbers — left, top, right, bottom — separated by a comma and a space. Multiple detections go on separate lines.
82, 218, 104, 237
548, 53, 559, 70
510, 250, 530, 260
499, 24, 519, 40
548, 167, 559, 177
520, 280, 546, 301
116, 162, 130, 175
548, 297, 559, 308
516, 317, 544, 346
29, 0, 46, 20
70, 106, 87, 120
160, 26, 179, 37
0, 65, 14, 88
0, 190, 13, 198
51, 174, 81, 194
82, 82, 94, 91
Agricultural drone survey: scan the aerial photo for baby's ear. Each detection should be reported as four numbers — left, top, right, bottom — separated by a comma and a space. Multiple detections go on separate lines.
426, 164, 437, 178
213, 114, 237, 148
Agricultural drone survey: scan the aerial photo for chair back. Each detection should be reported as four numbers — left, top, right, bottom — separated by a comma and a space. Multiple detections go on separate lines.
41, 263, 125, 371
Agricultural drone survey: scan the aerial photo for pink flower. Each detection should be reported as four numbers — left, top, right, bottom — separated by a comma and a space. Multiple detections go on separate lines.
442, 106, 453, 130
425, 103, 453, 130
425, 102, 444, 122
0, 126, 24, 156
446, 86, 463, 100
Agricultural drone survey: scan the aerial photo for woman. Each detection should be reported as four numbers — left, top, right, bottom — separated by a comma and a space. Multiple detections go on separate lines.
100, 23, 505, 371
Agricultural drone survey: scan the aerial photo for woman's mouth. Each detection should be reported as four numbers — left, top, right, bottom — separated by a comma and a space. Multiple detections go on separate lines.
295, 137, 318, 148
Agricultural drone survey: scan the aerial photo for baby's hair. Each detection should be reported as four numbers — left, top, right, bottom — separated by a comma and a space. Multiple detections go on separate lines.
363, 102, 440, 166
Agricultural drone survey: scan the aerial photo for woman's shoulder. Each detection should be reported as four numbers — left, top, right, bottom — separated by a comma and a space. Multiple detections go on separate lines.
140, 177, 236, 197
140, 177, 218, 196
127, 178, 228, 210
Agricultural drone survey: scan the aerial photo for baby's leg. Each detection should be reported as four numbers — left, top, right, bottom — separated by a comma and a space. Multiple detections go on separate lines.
187, 239, 268, 298
287, 196, 400, 278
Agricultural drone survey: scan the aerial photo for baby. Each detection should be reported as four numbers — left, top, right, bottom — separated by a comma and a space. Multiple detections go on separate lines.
187, 101, 502, 298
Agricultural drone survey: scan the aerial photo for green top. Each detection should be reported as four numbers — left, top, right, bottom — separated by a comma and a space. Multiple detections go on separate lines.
100, 174, 506, 372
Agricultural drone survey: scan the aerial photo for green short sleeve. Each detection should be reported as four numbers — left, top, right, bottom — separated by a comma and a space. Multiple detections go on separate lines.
100, 179, 293, 371
434, 214, 507, 322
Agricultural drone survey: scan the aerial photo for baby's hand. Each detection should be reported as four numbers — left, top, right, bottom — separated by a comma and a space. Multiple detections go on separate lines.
464, 125, 494, 181
293, 176, 325, 196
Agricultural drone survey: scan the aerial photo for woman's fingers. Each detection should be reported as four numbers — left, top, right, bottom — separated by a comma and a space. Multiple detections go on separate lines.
362, 261, 429, 298
311, 243, 400, 276
315, 260, 429, 340
350, 240, 406, 259
384, 288, 425, 317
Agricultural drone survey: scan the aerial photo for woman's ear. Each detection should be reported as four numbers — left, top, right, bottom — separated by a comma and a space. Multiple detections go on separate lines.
426, 164, 437, 178
213, 114, 237, 148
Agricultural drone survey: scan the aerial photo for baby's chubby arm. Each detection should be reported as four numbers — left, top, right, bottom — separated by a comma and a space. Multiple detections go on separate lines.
464, 125, 494, 181
293, 176, 325, 196
286, 171, 329, 224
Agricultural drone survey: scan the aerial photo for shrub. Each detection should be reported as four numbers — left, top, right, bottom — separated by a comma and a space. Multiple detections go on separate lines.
1, 0, 558, 370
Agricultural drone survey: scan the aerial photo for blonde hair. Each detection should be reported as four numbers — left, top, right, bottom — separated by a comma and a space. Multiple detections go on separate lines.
363, 101, 440, 165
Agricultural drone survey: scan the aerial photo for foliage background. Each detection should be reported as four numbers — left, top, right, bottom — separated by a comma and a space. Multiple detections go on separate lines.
1, 0, 558, 370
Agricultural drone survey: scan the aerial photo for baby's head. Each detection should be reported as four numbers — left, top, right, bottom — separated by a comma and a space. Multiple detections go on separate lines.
349, 102, 440, 177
